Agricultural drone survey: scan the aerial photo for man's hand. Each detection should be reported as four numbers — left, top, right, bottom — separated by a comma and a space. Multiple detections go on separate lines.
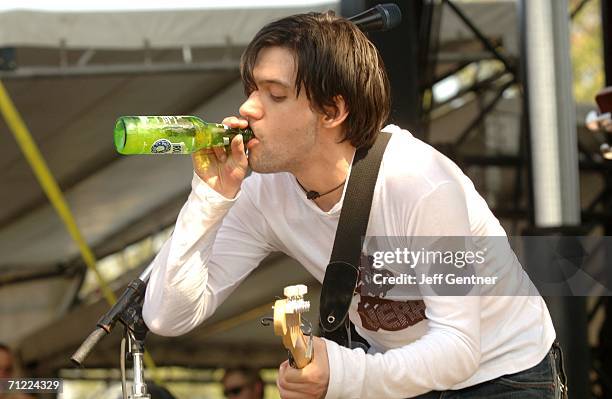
277, 337, 330, 399
191, 116, 249, 199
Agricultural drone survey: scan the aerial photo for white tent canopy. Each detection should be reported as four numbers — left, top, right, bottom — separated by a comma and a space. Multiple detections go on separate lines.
0, 1, 338, 49
0, 0, 338, 348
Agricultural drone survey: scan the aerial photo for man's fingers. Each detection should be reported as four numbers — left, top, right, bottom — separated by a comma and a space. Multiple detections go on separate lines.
232, 134, 244, 151
192, 149, 213, 171
221, 116, 239, 126
282, 366, 307, 384
278, 389, 307, 399
279, 360, 290, 373
278, 379, 306, 392
231, 134, 248, 164
278, 363, 308, 397
193, 148, 215, 159
221, 116, 248, 129
278, 361, 303, 386
212, 146, 226, 162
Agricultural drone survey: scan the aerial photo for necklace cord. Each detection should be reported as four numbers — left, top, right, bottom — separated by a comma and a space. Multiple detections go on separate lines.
297, 179, 346, 200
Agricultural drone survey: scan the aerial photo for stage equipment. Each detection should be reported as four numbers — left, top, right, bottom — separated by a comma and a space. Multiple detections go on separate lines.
347, 3, 402, 32
262, 284, 313, 369
71, 265, 154, 399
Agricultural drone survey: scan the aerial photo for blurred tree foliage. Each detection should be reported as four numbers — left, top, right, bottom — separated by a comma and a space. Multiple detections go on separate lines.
570, 0, 605, 104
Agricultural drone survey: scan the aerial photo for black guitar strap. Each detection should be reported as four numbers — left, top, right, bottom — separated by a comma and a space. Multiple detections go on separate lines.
319, 132, 392, 349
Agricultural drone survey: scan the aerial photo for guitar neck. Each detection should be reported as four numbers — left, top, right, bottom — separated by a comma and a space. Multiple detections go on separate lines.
273, 296, 313, 369
282, 312, 311, 368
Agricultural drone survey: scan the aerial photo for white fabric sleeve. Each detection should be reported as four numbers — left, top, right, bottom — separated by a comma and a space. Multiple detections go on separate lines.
142, 172, 274, 336
325, 182, 481, 399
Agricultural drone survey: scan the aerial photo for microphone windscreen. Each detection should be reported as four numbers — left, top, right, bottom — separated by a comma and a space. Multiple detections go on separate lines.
348, 3, 403, 33
378, 3, 402, 31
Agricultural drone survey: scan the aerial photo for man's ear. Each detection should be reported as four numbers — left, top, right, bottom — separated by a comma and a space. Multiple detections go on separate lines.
322, 95, 348, 129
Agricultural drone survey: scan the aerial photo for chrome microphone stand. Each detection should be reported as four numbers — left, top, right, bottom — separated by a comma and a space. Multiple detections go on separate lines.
71, 264, 155, 399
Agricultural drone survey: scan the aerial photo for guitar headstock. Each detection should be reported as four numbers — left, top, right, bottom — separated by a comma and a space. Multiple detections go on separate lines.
272, 284, 313, 368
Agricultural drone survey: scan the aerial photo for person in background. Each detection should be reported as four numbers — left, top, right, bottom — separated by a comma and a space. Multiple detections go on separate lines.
222, 366, 264, 399
0, 343, 35, 399
0, 344, 15, 380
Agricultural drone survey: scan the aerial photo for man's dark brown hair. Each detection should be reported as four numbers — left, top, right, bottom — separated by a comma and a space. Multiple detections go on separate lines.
241, 10, 391, 149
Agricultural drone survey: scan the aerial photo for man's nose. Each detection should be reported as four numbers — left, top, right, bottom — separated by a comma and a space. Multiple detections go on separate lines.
239, 92, 263, 121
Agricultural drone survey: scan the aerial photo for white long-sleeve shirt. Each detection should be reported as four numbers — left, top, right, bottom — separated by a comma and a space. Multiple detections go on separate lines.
143, 125, 556, 399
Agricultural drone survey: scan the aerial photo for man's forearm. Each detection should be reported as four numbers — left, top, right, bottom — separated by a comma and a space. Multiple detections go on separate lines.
142, 173, 238, 336
324, 329, 480, 399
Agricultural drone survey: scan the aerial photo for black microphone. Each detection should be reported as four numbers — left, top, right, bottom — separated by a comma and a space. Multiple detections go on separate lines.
348, 3, 402, 32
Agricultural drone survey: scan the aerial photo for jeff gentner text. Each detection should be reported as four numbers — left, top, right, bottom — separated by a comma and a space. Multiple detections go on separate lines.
372, 273, 498, 286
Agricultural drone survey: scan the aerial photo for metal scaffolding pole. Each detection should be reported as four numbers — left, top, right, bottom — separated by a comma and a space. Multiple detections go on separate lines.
524, 0, 580, 226
0, 60, 239, 79
521, 0, 589, 397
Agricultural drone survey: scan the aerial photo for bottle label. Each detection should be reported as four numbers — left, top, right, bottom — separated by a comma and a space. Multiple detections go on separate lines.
151, 139, 185, 154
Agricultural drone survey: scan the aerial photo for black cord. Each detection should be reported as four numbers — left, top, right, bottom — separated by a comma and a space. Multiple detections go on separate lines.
296, 179, 346, 200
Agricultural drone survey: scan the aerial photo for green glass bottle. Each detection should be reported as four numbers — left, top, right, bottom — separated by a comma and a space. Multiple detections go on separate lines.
114, 115, 254, 155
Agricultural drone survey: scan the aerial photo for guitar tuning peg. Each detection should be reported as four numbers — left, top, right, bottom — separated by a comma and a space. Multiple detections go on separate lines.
284, 284, 308, 298
301, 316, 313, 335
